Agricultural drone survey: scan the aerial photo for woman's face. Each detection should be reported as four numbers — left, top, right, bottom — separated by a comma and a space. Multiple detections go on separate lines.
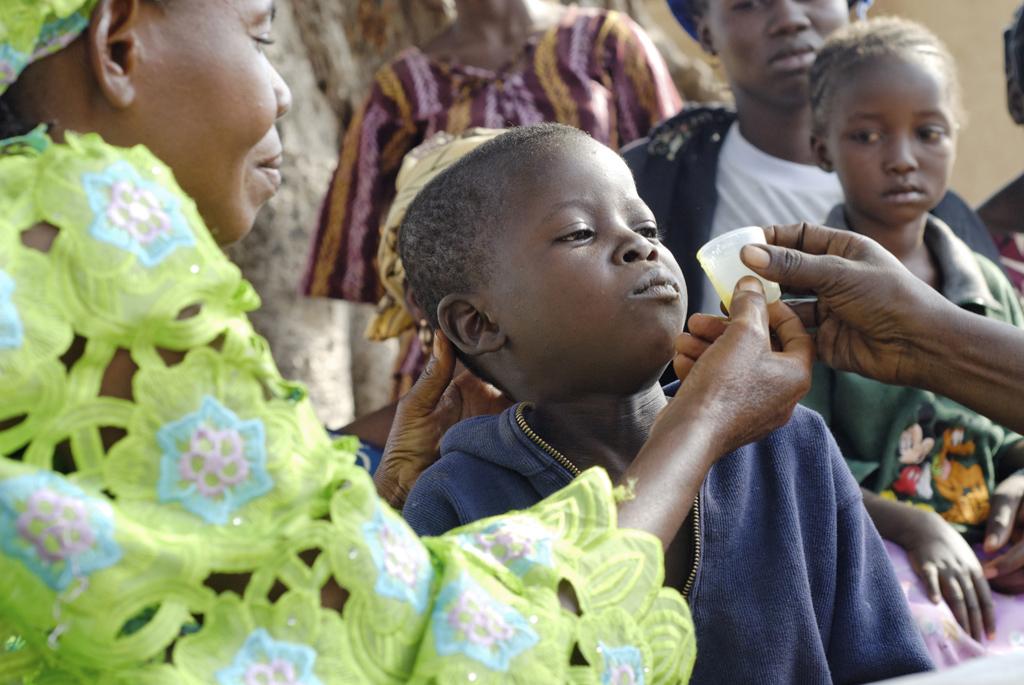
126, 0, 291, 244
699, 0, 848, 110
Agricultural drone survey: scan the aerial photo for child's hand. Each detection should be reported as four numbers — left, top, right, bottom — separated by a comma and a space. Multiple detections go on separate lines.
619, 279, 812, 549
375, 332, 511, 509
982, 472, 1024, 593
668, 278, 814, 455
902, 508, 995, 641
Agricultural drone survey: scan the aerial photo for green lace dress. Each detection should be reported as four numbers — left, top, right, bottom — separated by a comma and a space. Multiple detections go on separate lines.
0, 130, 696, 684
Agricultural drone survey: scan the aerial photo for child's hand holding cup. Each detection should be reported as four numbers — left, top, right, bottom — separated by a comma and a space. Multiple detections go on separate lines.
697, 226, 782, 312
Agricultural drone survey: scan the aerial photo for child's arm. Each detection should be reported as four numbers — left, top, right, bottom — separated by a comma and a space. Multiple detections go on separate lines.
863, 489, 995, 641
618, 279, 814, 549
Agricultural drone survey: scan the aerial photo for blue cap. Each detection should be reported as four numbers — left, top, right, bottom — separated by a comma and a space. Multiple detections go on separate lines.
668, 0, 874, 40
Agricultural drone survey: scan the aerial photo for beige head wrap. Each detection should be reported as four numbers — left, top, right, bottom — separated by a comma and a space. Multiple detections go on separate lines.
367, 127, 504, 340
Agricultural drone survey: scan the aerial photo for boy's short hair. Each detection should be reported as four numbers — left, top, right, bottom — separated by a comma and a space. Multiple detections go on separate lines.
809, 17, 963, 135
398, 123, 592, 330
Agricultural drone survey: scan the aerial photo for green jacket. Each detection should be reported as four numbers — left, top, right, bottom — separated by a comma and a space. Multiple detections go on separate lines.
802, 207, 1024, 540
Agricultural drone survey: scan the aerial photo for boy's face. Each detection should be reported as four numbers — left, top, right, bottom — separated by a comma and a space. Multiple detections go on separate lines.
483, 139, 687, 399
700, 0, 848, 110
815, 57, 957, 230
125, 0, 291, 245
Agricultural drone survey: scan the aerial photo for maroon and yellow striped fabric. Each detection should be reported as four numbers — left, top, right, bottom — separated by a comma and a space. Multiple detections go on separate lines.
304, 6, 681, 302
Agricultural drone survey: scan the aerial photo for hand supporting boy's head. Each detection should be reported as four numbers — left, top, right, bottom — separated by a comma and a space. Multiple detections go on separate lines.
809, 18, 961, 231
398, 123, 688, 403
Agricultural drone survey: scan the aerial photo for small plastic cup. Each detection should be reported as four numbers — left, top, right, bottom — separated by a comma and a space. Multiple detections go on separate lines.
696, 226, 781, 312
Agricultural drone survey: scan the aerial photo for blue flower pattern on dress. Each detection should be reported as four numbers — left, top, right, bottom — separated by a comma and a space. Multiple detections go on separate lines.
0, 268, 23, 350
215, 629, 323, 685
157, 395, 273, 524
32, 12, 90, 60
432, 573, 539, 672
0, 472, 122, 591
82, 160, 194, 267
457, 517, 554, 577
0, 44, 26, 90
600, 643, 645, 685
362, 506, 432, 613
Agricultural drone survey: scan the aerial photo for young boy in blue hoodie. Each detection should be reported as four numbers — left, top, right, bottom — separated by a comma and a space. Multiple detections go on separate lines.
398, 123, 932, 683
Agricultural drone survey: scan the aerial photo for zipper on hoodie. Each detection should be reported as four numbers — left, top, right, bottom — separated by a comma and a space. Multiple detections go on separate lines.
514, 402, 702, 598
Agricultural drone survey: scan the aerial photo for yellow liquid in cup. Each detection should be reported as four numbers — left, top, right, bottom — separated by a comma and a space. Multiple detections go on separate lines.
697, 227, 782, 312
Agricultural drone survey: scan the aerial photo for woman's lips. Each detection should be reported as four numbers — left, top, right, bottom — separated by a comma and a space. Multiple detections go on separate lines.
256, 154, 283, 194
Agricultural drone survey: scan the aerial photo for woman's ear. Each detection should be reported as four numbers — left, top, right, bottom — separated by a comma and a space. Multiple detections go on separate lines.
88, 0, 143, 109
436, 294, 506, 358
811, 134, 834, 173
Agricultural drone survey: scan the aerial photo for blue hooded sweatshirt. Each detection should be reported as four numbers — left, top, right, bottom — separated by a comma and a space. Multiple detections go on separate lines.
403, 397, 933, 684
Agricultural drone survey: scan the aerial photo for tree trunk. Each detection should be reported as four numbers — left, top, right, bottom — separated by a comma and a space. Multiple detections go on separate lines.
228, 0, 724, 427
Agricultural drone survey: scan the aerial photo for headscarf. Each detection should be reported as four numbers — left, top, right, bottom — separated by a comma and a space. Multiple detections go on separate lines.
367, 127, 503, 341
1006, 4, 1024, 124
0, 1, 98, 96
666, 0, 874, 41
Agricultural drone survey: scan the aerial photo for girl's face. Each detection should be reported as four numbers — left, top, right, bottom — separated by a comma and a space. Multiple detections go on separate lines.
124, 0, 291, 244
699, 0, 848, 110
814, 56, 958, 230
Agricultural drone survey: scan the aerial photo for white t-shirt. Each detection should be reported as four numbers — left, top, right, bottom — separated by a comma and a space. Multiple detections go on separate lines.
700, 122, 843, 314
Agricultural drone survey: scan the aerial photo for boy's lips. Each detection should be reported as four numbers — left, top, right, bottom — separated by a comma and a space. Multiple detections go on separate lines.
631, 272, 680, 300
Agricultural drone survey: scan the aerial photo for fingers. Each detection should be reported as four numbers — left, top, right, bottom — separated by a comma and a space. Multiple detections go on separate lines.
402, 331, 456, 411
955, 571, 986, 642
983, 540, 1024, 579
918, 561, 941, 603
741, 243, 837, 295
938, 571, 970, 636
686, 313, 729, 344
972, 567, 997, 640
985, 492, 1017, 552
933, 560, 996, 641
766, 300, 814, 366
674, 314, 726, 369
672, 334, 702, 382
725, 277, 768, 338
760, 222, 861, 257
985, 487, 1023, 552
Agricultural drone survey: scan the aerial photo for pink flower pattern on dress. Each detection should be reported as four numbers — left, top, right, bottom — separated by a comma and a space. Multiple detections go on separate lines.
106, 180, 173, 246
0, 472, 122, 591
378, 519, 421, 588
243, 658, 298, 685
83, 160, 195, 267
16, 488, 95, 564
178, 425, 251, 498
446, 586, 516, 648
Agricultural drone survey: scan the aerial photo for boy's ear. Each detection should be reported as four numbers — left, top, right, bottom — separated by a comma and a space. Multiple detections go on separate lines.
88, 0, 143, 109
811, 135, 834, 173
436, 294, 506, 358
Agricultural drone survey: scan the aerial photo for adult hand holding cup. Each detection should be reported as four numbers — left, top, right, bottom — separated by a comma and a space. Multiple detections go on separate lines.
697, 226, 782, 312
